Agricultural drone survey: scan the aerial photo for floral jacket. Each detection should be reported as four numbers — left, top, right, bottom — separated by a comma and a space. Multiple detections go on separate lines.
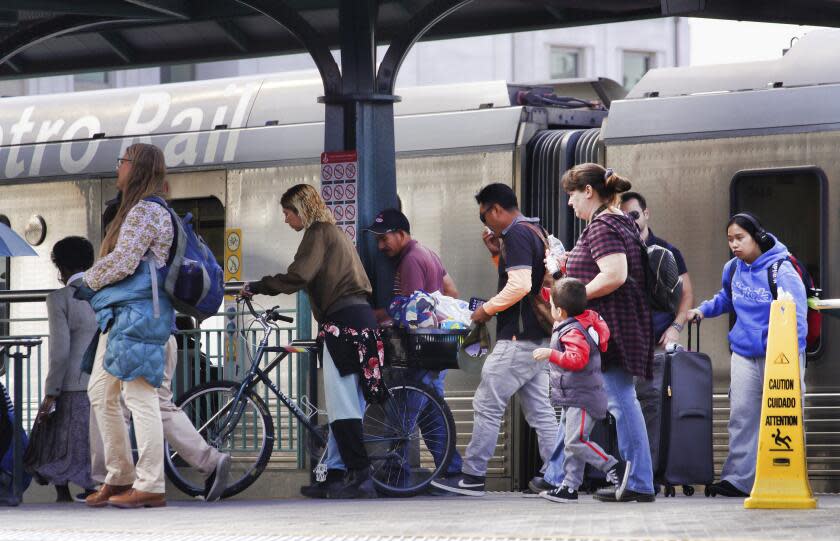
319, 323, 388, 404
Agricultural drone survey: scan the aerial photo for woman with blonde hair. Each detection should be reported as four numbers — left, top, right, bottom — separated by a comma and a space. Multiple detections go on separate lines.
241, 183, 385, 499
81, 143, 175, 508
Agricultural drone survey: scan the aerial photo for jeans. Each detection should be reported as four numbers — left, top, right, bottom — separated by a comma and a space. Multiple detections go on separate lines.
402, 368, 463, 476
462, 339, 557, 478
322, 368, 463, 476
634, 352, 665, 472
721, 351, 806, 493
544, 366, 654, 495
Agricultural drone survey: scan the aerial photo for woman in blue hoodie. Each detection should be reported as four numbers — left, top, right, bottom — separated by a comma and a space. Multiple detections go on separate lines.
687, 212, 806, 497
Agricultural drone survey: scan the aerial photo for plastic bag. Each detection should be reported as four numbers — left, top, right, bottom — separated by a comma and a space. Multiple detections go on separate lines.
389, 291, 438, 328
430, 292, 472, 327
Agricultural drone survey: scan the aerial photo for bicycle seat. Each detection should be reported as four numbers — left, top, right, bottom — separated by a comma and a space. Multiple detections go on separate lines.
290, 339, 318, 349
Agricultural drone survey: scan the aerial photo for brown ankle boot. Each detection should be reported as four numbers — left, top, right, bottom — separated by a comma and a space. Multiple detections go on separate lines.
108, 488, 166, 509
85, 484, 132, 508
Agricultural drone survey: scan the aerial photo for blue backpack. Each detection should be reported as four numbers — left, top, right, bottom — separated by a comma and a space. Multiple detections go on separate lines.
144, 197, 224, 323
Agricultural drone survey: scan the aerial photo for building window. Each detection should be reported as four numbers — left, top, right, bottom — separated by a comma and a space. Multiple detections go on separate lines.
622, 51, 655, 90
74, 71, 109, 91
731, 167, 827, 357
161, 64, 196, 84
549, 47, 580, 79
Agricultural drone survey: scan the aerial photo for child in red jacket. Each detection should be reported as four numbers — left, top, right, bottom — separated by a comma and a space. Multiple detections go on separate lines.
532, 278, 631, 502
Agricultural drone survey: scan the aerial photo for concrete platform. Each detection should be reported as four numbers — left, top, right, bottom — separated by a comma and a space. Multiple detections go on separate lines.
1, 492, 837, 541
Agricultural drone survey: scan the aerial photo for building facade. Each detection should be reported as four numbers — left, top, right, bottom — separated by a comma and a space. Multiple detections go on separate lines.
0, 18, 689, 97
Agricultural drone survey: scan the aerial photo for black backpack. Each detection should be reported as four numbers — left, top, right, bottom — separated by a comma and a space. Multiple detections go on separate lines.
603, 216, 683, 313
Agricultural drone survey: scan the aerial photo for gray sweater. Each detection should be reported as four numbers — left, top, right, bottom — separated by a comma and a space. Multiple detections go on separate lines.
44, 279, 98, 395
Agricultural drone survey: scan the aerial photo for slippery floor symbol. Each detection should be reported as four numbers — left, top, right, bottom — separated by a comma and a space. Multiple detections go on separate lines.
773, 428, 792, 450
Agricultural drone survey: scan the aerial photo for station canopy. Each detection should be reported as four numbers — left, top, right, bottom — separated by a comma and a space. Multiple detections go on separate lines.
2, 1, 840, 79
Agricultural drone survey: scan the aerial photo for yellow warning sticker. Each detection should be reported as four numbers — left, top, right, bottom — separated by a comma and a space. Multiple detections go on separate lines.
224, 228, 242, 300
745, 299, 817, 509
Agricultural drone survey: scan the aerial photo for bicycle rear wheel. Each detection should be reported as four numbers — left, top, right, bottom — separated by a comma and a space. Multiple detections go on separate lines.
363, 382, 456, 497
163, 380, 274, 499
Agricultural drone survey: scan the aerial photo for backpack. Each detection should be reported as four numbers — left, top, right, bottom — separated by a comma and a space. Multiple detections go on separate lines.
144, 197, 225, 323
500, 221, 555, 335
604, 217, 683, 313
725, 253, 822, 349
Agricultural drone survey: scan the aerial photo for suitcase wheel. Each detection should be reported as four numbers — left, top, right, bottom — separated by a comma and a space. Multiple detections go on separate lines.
682, 485, 694, 497
664, 484, 676, 497
704, 485, 712, 497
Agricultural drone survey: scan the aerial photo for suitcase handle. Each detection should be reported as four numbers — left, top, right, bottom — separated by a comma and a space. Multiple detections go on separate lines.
687, 320, 701, 352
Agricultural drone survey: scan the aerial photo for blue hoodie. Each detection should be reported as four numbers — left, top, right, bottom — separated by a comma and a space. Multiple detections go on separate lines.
699, 235, 807, 357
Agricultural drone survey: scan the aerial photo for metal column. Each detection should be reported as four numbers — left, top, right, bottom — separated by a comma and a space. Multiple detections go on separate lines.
322, 0, 398, 310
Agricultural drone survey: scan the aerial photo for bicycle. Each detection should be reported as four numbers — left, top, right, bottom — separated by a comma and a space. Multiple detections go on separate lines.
163, 297, 457, 499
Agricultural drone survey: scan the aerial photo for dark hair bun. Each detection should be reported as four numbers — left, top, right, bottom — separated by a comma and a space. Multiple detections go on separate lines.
605, 172, 632, 194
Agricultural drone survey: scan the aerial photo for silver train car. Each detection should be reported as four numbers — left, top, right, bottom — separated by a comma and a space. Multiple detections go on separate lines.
1, 27, 839, 492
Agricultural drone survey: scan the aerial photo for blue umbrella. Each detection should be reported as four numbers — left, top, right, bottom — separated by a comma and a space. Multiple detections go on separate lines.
0, 222, 37, 257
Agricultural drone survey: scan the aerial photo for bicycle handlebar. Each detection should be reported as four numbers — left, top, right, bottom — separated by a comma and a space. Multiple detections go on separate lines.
239, 296, 295, 324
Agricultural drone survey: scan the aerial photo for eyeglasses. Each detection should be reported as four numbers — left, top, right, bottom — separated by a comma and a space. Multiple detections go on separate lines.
479, 205, 493, 224
116, 158, 133, 169
628, 210, 641, 220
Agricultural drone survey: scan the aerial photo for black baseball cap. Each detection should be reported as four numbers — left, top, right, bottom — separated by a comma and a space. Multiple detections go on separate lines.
365, 208, 410, 235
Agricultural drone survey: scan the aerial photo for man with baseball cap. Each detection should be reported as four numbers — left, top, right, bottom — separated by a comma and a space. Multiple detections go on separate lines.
367, 207, 463, 484
365, 208, 459, 302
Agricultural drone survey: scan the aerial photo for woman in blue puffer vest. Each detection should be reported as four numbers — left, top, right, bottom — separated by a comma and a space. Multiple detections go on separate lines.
79, 143, 174, 509
688, 212, 807, 498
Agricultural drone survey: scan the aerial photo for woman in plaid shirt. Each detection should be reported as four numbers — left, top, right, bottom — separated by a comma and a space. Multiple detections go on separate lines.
542, 163, 655, 503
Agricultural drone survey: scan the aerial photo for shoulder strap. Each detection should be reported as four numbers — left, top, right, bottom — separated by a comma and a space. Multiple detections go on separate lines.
767, 258, 788, 301
517, 221, 549, 248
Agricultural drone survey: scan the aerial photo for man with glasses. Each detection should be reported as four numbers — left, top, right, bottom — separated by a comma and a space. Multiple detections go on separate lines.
432, 183, 557, 496
620, 192, 693, 480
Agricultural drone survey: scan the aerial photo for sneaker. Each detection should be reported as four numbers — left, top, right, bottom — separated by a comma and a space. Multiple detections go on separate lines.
594, 487, 655, 503
204, 453, 231, 502
523, 476, 556, 497
605, 459, 631, 500
430, 473, 486, 497
74, 489, 97, 503
300, 469, 345, 499
327, 468, 378, 499
710, 480, 749, 497
540, 485, 578, 503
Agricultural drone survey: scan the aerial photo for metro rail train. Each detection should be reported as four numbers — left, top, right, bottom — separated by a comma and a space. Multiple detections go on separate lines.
2, 28, 839, 492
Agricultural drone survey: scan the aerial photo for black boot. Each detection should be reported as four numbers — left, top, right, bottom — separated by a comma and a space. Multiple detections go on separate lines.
300, 469, 345, 499
55, 484, 72, 503
327, 467, 377, 499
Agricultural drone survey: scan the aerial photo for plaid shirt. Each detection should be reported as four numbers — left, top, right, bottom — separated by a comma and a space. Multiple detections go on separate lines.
566, 212, 653, 379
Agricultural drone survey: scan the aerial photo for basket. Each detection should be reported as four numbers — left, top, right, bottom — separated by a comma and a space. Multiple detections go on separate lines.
385, 327, 468, 370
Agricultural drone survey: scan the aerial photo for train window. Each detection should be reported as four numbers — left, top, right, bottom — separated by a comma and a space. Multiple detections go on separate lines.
169, 197, 225, 266
731, 167, 827, 357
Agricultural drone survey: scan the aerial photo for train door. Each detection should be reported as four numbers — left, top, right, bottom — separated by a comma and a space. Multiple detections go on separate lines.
730, 166, 826, 357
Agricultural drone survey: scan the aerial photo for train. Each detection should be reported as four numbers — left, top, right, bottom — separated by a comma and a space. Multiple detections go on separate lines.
1, 28, 838, 492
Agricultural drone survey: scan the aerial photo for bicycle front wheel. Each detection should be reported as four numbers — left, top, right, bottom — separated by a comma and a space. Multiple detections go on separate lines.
164, 380, 274, 499
363, 382, 456, 497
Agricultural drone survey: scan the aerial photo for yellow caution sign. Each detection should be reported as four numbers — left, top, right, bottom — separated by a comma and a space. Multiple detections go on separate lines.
744, 299, 817, 509
224, 228, 242, 300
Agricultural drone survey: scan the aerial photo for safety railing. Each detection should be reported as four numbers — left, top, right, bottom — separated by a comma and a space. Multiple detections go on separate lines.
0, 286, 315, 471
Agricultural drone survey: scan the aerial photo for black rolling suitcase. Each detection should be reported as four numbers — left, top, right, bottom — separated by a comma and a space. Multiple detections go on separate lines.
657, 321, 714, 497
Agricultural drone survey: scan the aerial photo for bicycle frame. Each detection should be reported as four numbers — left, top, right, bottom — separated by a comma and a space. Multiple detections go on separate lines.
206, 321, 326, 450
